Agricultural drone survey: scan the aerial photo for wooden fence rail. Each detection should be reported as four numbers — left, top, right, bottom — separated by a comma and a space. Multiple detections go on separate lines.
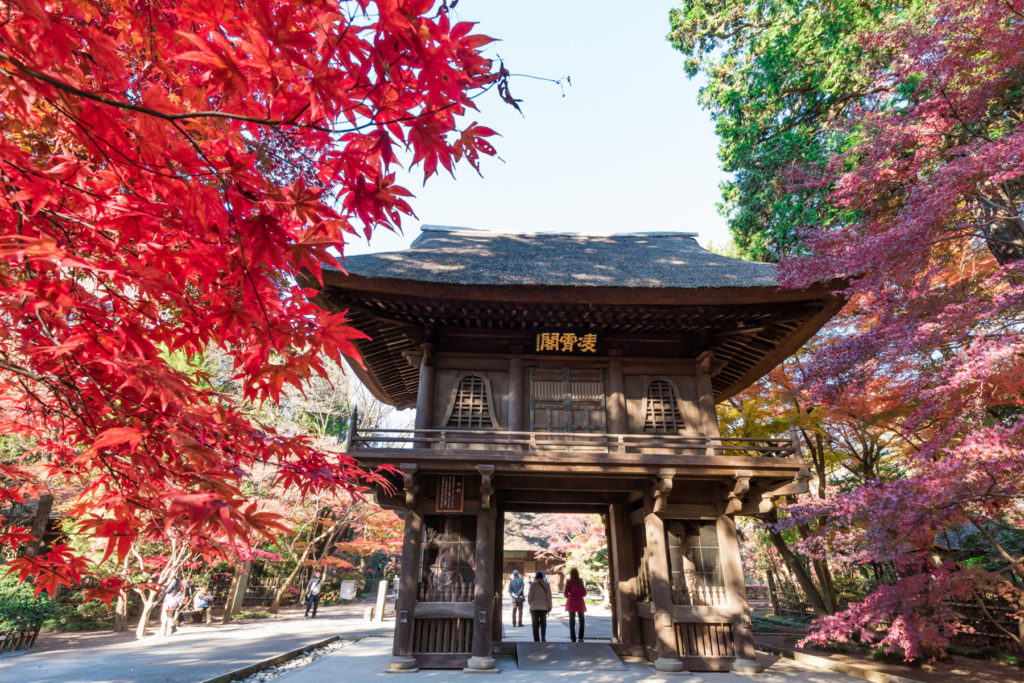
350, 427, 799, 459
0, 623, 41, 652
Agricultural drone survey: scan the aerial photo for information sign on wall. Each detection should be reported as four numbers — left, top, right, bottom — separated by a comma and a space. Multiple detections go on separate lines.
533, 330, 602, 355
435, 475, 465, 513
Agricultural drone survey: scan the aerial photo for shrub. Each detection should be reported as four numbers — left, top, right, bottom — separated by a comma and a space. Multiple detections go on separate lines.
234, 610, 272, 620
0, 573, 56, 631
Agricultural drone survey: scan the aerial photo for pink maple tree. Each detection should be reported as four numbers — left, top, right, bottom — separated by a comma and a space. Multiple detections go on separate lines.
778, 0, 1024, 658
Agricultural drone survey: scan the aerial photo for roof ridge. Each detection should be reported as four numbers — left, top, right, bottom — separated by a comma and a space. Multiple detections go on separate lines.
418, 224, 700, 239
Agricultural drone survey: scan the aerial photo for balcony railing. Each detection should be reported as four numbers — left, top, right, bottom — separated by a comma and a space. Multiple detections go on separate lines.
346, 426, 799, 459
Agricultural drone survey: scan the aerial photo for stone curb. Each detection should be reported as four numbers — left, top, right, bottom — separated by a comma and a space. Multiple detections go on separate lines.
199, 634, 351, 683
757, 643, 921, 683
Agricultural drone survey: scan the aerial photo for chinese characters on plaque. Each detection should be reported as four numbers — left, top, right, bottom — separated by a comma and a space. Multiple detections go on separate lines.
435, 475, 465, 513
534, 330, 601, 355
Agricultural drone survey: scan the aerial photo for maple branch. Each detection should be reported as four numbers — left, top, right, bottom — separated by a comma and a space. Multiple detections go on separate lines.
0, 50, 480, 137
0, 52, 328, 131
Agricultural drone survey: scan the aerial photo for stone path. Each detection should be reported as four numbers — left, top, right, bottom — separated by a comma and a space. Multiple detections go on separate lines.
0, 603, 391, 683
0, 600, 865, 683
275, 636, 862, 682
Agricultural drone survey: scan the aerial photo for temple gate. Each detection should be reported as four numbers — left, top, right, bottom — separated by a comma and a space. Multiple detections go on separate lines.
311, 226, 841, 673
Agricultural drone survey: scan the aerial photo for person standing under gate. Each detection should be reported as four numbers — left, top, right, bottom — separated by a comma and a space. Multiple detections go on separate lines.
527, 571, 552, 642
564, 567, 587, 642
508, 569, 525, 627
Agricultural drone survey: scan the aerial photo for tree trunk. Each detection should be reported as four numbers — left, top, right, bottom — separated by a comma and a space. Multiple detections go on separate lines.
24, 494, 54, 556
135, 594, 159, 639
270, 561, 305, 614
222, 559, 252, 623
766, 566, 781, 616
762, 511, 830, 616
113, 591, 129, 633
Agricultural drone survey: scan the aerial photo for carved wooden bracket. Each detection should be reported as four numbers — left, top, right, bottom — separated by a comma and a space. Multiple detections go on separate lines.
740, 468, 813, 515
478, 464, 494, 510
399, 463, 419, 509
652, 469, 674, 514
726, 470, 753, 515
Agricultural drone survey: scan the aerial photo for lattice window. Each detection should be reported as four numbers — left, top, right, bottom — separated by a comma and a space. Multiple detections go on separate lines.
667, 521, 726, 606
446, 375, 496, 428
643, 379, 684, 432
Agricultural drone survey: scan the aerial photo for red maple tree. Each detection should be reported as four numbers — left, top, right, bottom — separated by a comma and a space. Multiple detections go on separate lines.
0, 0, 507, 598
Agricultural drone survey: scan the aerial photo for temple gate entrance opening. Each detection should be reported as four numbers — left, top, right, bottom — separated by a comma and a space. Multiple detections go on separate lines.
309, 226, 842, 673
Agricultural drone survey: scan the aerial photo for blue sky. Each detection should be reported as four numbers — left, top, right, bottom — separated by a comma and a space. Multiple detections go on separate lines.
345, 0, 729, 256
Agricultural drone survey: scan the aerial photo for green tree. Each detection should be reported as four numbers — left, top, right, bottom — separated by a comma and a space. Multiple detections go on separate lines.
668, 0, 906, 261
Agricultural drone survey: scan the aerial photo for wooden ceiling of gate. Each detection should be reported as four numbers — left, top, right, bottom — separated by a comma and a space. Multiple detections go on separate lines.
316, 283, 842, 409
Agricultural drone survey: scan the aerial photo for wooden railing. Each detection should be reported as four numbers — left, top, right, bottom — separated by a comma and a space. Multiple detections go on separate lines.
0, 622, 41, 652
348, 426, 799, 459
672, 584, 729, 607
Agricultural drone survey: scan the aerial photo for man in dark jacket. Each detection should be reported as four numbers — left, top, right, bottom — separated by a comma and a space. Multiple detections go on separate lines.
508, 570, 525, 627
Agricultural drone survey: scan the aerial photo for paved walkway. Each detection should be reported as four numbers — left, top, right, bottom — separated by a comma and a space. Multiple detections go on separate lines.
277, 636, 862, 682
0, 601, 864, 683
502, 603, 615, 643
0, 603, 392, 683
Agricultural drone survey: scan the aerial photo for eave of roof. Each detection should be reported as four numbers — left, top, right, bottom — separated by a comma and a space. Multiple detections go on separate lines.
306, 226, 845, 408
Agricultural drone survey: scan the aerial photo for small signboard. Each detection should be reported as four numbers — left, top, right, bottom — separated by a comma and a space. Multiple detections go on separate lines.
436, 475, 465, 513
533, 330, 602, 355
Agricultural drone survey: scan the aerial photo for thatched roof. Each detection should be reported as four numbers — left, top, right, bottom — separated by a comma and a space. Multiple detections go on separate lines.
311, 225, 843, 408
340, 225, 779, 289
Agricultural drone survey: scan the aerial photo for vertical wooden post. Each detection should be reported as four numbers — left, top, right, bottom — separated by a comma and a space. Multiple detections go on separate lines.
607, 360, 627, 433
508, 358, 523, 432
609, 502, 641, 648
644, 512, 685, 673
491, 509, 505, 644
467, 504, 497, 672
388, 507, 423, 672
374, 578, 388, 622
696, 351, 720, 457
414, 343, 435, 431
717, 514, 759, 672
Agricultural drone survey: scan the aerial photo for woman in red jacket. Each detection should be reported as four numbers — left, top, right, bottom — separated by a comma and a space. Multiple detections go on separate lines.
563, 567, 587, 642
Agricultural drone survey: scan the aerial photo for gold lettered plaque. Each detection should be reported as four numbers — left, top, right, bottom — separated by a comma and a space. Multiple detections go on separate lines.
534, 330, 602, 355
435, 475, 465, 513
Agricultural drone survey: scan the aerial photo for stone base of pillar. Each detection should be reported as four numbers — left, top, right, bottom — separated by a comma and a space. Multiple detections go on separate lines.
463, 656, 499, 673
383, 656, 419, 674
653, 656, 688, 674
731, 658, 762, 674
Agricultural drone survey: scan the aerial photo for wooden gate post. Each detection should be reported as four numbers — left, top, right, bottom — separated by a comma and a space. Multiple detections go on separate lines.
466, 503, 497, 672
388, 507, 423, 672
718, 514, 759, 673
644, 510, 686, 673
609, 502, 641, 649
491, 509, 505, 645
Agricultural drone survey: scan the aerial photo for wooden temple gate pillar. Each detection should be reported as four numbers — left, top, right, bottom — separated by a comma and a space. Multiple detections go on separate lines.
718, 513, 759, 672
644, 472, 687, 674
491, 509, 505, 647
388, 471, 423, 672
609, 502, 642, 651
467, 497, 498, 672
